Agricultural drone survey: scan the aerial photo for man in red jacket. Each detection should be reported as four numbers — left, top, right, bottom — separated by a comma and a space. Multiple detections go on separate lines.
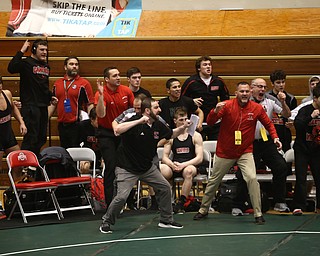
193, 81, 281, 224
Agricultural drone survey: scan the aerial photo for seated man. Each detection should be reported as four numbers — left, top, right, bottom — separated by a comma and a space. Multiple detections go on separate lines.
160, 107, 203, 213
78, 107, 101, 174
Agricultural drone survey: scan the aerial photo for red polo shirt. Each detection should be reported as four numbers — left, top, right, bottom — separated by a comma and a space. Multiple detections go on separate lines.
53, 74, 94, 123
94, 85, 134, 129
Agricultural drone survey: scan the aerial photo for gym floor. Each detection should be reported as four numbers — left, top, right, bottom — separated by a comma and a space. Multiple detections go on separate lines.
0, 210, 319, 256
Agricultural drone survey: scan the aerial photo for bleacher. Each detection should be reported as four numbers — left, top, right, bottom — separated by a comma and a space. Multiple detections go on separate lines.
1, 8, 320, 188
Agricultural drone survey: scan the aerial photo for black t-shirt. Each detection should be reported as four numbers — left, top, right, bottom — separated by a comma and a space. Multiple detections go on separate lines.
159, 96, 198, 129
294, 104, 320, 154
116, 115, 172, 173
132, 87, 152, 98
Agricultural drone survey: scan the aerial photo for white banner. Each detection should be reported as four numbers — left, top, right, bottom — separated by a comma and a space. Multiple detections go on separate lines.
13, 0, 111, 37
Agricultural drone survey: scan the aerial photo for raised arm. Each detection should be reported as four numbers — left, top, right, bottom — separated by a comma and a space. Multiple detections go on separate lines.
114, 115, 149, 136
96, 80, 106, 118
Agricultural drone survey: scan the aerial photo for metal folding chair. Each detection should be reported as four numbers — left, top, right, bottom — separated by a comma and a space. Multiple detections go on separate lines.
41, 147, 95, 215
6, 150, 63, 223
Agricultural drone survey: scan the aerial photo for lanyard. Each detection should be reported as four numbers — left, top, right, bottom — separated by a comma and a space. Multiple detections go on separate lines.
63, 79, 75, 99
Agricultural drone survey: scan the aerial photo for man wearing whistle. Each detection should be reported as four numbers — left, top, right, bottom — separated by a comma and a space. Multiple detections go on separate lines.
193, 81, 281, 225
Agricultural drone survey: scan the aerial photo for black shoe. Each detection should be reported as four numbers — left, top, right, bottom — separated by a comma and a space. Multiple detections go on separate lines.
173, 201, 185, 214
193, 212, 208, 220
99, 222, 112, 233
158, 220, 183, 229
255, 216, 266, 225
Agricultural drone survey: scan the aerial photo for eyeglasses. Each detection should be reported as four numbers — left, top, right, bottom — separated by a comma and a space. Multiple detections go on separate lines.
253, 84, 268, 89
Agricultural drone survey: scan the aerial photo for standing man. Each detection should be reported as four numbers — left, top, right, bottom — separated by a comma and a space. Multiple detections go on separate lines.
267, 70, 297, 155
292, 85, 320, 215
95, 67, 134, 208
100, 98, 190, 233
232, 78, 291, 215
7, 39, 55, 156
182, 55, 229, 140
127, 67, 151, 98
159, 78, 204, 130
193, 82, 281, 224
49, 56, 94, 148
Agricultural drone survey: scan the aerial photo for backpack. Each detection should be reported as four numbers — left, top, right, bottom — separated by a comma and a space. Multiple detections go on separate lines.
213, 179, 239, 213
183, 196, 201, 212
90, 175, 106, 211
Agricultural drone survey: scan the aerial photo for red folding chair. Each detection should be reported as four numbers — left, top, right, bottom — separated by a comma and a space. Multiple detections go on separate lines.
6, 150, 63, 223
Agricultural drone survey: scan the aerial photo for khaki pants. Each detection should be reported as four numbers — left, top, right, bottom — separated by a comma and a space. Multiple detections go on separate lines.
199, 153, 262, 218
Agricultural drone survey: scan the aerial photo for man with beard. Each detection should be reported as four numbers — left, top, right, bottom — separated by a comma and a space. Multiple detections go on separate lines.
100, 98, 190, 233
193, 82, 281, 225
182, 56, 229, 140
49, 56, 94, 148
231, 78, 291, 216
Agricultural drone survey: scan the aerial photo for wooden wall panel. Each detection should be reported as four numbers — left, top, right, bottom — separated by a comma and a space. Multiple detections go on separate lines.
2, 76, 312, 98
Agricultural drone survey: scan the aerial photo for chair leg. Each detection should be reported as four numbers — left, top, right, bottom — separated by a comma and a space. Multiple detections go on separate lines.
80, 185, 95, 215
50, 189, 64, 220
136, 180, 141, 209
15, 191, 28, 223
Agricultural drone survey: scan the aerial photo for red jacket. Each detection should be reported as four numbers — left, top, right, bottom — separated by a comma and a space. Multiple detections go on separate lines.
207, 99, 278, 159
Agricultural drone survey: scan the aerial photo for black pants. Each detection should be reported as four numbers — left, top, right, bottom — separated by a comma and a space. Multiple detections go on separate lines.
293, 148, 320, 211
58, 122, 80, 149
21, 105, 48, 156
233, 139, 288, 209
98, 134, 121, 208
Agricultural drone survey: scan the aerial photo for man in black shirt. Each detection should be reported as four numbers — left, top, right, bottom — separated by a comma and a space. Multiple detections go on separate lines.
99, 98, 190, 233
292, 85, 320, 215
127, 67, 152, 98
7, 39, 56, 156
182, 56, 229, 140
159, 78, 204, 129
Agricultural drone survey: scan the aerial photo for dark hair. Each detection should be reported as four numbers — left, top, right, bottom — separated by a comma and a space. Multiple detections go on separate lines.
237, 81, 250, 88
32, 39, 48, 54
103, 66, 118, 78
166, 78, 180, 89
0, 76, 2, 84
141, 97, 155, 113
126, 67, 141, 78
313, 85, 320, 99
195, 55, 212, 73
270, 70, 286, 83
89, 107, 97, 120
173, 107, 187, 119
135, 93, 147, 102
64, 56, 79, 66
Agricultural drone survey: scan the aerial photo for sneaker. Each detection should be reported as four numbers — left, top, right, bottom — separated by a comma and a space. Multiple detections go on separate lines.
99, 222, 112, 234
293, 209, 303, 216
173, 201, 185, 214
158, 220, 183, 229
255, 216, 266, 225
193, 212, 208, 220
232, 208, 244, 216
274, 203, 290, 212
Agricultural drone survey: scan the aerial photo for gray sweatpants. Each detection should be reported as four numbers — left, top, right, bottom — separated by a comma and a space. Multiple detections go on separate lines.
102, 164, 173, 225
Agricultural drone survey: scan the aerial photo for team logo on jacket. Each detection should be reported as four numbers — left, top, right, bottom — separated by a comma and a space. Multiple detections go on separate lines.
153, 131, 159, 139
312, 125, 320, 145
247, 113, 254, 120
